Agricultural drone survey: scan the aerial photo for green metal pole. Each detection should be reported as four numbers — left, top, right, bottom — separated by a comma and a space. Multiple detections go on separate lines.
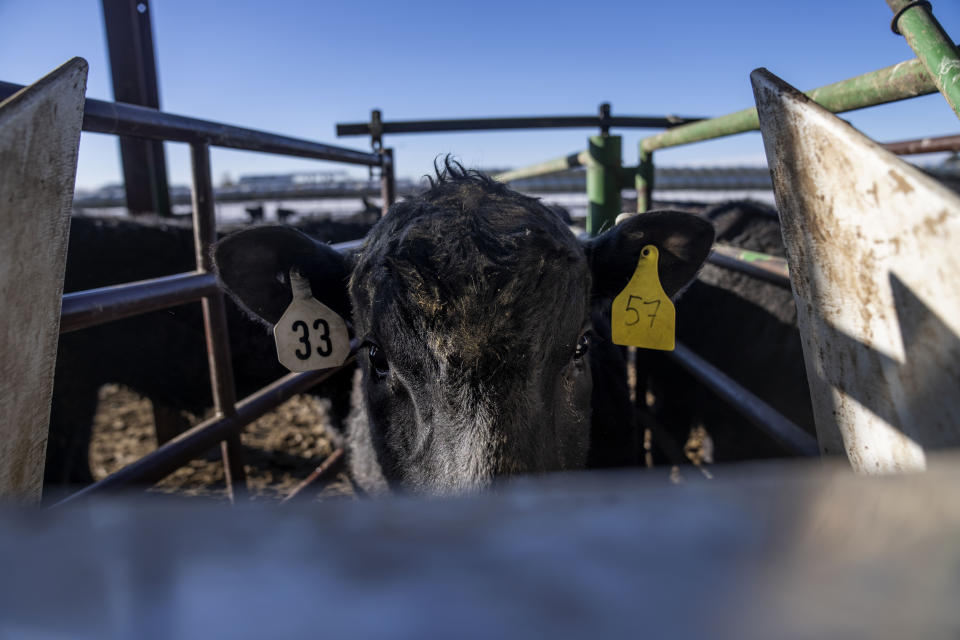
641, 54, 940, 152
635, 148, 654, 213
887, 0, 960, 119
587, 134, 621, 235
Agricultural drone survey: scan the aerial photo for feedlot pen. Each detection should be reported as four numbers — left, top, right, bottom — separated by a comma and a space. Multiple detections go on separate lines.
1, 0, 960, 504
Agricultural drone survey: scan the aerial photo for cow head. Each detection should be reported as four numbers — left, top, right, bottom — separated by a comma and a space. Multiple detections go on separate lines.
215, 163, 713, 493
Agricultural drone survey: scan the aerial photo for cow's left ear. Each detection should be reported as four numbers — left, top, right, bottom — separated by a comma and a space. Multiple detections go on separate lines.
214, 225, 352, 327
584, 210, 715, 299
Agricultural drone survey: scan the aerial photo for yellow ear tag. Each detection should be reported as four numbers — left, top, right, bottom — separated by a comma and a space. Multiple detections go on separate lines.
273, 269, 350, 372
611, 245, 675, 351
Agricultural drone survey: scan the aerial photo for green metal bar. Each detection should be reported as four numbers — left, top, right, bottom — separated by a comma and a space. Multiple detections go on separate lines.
887, 0, 960, 119
587, 135, 621, 235
635, 149, 654, 213
493, 150, 590, 183
640, 55, 940, 152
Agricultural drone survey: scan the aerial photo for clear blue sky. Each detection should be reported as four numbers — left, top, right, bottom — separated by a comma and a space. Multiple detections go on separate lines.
2, 0, 959, 190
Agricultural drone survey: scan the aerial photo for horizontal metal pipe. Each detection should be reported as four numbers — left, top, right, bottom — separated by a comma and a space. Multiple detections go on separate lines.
641, 55, 940, 152
60, 240, 362, 334
53, 353, 357, 505
887, 0, 960, 118
881, 133, 960, 155
60, 272, 218, 333
0, 81, 381, 166
668, 343, 820, 457
707, 245, 791, 289
494, 150, 592, 183
337, 114, 703, 137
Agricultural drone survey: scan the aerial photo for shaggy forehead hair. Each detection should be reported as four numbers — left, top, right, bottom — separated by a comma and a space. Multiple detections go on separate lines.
350, 164, 589, 370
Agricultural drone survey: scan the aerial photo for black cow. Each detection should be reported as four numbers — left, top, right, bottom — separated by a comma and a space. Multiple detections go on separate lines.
215, 163, 714, 493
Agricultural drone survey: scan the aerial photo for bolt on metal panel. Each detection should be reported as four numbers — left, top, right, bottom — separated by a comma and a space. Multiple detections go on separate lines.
752, 67, 960, 473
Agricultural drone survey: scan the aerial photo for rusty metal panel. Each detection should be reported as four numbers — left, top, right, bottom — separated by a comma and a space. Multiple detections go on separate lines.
0, 59, 87, 502
752, 68, 960, 473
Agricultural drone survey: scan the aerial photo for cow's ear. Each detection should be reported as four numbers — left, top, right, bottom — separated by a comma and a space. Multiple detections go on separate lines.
214, 226, 352, 327
584, 210, 714, 299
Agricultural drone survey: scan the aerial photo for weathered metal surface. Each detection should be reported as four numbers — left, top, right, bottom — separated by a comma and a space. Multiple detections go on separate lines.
102, 0, 171, 216
0, 81, 382, 166
709, 245, 791, 289
336, 112, 702, 137
669, 344, 820, 456
752, 68, 960, 472
587, 135, 621, 235
8, 456, 960, 637
641, 54, 941, 152
493, 150, 591, 183
0, 59, 87, 502
887, 0, 960, 118
882, 132, 960, 155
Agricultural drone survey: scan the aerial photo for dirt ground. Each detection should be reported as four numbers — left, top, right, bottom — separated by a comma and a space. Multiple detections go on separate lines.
89, 384, 356, 503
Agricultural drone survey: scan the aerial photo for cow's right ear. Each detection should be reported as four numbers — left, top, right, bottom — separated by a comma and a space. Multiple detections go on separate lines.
213, 226, 352, 327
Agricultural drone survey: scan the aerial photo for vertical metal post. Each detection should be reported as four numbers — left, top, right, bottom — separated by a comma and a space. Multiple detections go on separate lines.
636, 148, 654, 213
190, 142, 246, 501
101, 0, 171, 216
380, 148, 395, 217
887, 0, 960, 119
370, 109, 383, 150
586, 134, 622, 235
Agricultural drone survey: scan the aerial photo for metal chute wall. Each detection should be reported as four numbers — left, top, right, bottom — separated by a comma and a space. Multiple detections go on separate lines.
753, 68, 960, 473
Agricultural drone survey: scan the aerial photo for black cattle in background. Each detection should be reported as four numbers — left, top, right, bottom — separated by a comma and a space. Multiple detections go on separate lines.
640, 200, 816, 463
47, 210, 374, 487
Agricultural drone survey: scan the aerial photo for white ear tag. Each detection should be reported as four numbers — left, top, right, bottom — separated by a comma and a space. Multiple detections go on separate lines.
273, 269, 350, 372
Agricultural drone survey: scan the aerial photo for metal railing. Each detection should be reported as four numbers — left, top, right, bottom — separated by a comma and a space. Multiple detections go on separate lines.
0, 81, 391, 504
13, 1, 956, 494
329, 0, 959, 461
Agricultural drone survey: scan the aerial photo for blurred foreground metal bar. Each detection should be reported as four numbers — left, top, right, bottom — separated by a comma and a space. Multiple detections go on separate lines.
53, 358, 355, 506
881, 132, 960, 154
887, 0, 960, 118
708, 245, 791, 289
669, 343, 820, 457
0, 81, 381, 166
337, 113, 703, 137
641, 54, 941, 152
190, 141, 246, 497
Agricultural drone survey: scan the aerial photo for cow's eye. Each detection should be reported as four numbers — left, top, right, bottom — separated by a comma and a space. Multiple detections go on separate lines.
574, 332, 591, 360
368, 343, 389, 378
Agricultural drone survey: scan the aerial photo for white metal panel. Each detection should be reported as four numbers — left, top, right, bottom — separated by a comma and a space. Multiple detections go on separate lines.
0, 58, 87, 501
752, 67, 960, 473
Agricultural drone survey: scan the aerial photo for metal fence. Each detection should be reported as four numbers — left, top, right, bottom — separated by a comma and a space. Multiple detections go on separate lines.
332, 0, 959, 460
0, 80, 394, 504
6, 0, 958, 501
